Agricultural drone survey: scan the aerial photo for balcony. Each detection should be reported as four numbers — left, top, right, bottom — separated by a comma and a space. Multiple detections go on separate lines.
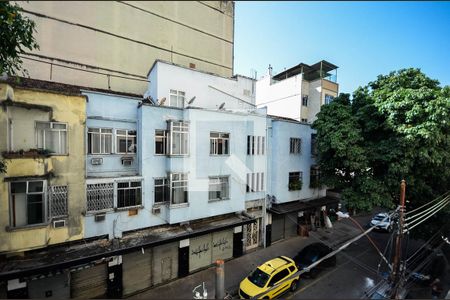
2, 150, 54, 178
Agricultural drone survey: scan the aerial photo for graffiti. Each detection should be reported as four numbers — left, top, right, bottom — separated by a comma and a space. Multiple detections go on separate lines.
191, 243, 210, 257
213, 237, 231, 252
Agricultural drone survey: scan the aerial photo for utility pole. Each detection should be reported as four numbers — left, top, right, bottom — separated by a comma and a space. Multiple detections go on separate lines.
391, 180, 406, 299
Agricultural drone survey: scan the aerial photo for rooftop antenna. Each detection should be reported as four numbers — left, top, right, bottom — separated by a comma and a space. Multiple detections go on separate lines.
159, 97, 166, 106
218, 102, 225, 110
188, 96, 196, 105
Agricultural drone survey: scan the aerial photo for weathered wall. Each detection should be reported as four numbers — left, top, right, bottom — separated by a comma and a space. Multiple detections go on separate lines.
0, 84, 86, 253
15, 1, 235, 95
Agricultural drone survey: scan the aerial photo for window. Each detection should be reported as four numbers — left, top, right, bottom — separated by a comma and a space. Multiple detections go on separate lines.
48, 185, 68, 218
154, 178, 169, 204
290, 138, 301, 154
209, 176, 229, 201
169, 121, 189, 155
261, 137, 265, 155
310, 165, 321, 188
311, 134, 318, 156
246, 172, 264, 193
325, 94, 334, 105
247, 135, 265, 156
86, 183, 114, 212
116, 130, 136, 154
36, 122, 67, 154
155, 130, 167, 155
210, 132, 229, 155
302, 95, 309, 107
268, 269, 290, 287
10, 181, 46, 227
88, 128, 112, 154
288, 172, 303, 191
301, 118, 308, 123
171, 173, 188, 205
169, 89, 185, 108
117, 180, 142, 208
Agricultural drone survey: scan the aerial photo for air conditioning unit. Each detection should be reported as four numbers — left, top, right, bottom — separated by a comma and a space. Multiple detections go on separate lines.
94, 213, 106, 222
91, 158, 103, 165
121, 157, 133, 166
152, 207, 161, 215
53, 219, 66, 228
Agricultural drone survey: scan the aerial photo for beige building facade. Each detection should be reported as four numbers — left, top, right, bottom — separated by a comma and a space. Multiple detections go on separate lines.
16, 1, 235, 95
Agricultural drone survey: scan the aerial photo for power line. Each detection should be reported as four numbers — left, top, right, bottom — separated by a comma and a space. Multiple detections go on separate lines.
405, 195, 450, 221
403, 198, 450, 234
405, 191, 450, 216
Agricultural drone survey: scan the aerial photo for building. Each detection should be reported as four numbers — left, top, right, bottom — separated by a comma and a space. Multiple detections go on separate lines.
255, 60, 339, 123
0, 79, 87, 298
16, 1, 235, 94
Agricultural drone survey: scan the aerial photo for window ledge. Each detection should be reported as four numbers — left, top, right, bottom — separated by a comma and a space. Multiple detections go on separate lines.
5, 223, 49, 232
115, 205, 144, 212
85, 208, 114, 216
153, 202, 169, 207
208, 198, 230, 203
209, 154, 231, 157
169, 203, 189, 209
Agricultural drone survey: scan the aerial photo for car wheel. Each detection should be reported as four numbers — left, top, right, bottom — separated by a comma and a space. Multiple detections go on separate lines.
310, 268, 318, 279
290, 280, 299, 292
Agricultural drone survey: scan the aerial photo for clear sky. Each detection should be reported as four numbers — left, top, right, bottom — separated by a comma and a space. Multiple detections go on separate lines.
233, 1, 450, 93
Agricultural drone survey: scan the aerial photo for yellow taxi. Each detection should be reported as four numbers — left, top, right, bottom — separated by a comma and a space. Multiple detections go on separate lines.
239, 256, 300, 299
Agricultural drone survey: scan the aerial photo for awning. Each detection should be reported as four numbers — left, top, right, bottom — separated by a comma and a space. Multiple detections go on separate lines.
0, 213, 255, 281
268, 196, 340, 215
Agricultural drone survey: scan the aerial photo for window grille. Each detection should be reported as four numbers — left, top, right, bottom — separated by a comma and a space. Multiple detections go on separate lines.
48, 185, 68, 218
87, 183, 114, 212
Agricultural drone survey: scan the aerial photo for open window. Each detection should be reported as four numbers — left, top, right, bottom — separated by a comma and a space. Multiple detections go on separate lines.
10, 181, 46, 227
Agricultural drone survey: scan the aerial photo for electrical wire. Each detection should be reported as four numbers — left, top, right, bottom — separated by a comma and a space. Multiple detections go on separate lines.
405, 195, 450, 221
405, 191, 450, 216
403, 198, 450, 234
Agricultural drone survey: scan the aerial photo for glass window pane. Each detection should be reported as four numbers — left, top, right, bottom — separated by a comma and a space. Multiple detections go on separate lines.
102, 128, 112, 133
28, 181, 43, 193
11, 182, 26, 193
117, 182, 129, 188
88, 128, 100, 133
36, 122, 50, 129
117, 130, 127, 135
53, 123, 66, 129
130, 181, 141, 187
27, 194, 44, 224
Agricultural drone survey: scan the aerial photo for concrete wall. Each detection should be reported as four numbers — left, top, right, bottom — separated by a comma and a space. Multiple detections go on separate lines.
268, 118, 326, 204
85, 91, 140, 178
16, 1, 234, 95
255, 73, 303, 121
147, 61, 256, 110
0, 84, 86, 253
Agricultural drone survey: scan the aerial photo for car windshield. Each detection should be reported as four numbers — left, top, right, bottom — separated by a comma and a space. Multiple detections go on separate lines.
247, 268, 270, 288
373, 215, 388, 221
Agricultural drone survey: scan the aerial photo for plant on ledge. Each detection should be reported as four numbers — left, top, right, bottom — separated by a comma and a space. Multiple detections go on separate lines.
288, 180, 302, 191
2, 148, 54, 158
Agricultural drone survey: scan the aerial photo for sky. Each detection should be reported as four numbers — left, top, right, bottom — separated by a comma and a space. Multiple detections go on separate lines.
233, 1, 450, 94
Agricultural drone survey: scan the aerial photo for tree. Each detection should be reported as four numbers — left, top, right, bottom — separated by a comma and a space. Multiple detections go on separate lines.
0, 1, 39, 173
0, 1, 39, 76
313, 69, 450, 237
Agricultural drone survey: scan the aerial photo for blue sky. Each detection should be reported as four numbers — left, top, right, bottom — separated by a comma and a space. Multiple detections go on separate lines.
233, 1, 450, 93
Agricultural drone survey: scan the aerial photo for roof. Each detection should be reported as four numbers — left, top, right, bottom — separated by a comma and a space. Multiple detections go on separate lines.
268, 114, 302, 124
268, 196, 340, 215
0, 76, 143, 99
0, 213, 254, 281
259, 256, 294, 274
272, 60, 338, 82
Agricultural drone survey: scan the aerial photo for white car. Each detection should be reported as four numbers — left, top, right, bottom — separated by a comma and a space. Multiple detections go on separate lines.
370, 213, 393, 232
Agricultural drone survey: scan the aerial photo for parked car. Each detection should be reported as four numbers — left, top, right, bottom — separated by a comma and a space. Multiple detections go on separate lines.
369, 212, 393, 232
239, 256, 300, 299
293, 242, 336, 278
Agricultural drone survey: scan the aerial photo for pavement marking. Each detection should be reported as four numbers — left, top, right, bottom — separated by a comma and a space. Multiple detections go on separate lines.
286, 248, 372, 299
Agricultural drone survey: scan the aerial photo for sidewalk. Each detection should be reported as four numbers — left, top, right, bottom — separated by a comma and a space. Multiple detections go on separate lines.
129, 220, 361, 299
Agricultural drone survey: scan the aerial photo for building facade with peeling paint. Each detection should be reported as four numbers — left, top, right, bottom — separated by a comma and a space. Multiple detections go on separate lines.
0, 82, 86, 254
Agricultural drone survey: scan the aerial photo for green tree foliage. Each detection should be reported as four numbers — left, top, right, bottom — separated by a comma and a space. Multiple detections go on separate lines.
0, 1, 39, 76
312, 69, 450, 228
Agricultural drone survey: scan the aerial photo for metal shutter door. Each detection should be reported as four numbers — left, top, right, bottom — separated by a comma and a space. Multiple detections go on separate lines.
189, 234, 212, 272
29, 273, 70, 299
70, 264, 107, 299
212, 230, 234, 262
271, 214, 285, 242
152, 242, 178, 285
285, 212, 298, 238
122, 249, 152, 296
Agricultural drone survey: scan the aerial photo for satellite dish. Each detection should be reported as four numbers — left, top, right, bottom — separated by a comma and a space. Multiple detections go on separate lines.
188, 96, 196, 105
218, 102, 225, 110
159, 97, 166, 106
